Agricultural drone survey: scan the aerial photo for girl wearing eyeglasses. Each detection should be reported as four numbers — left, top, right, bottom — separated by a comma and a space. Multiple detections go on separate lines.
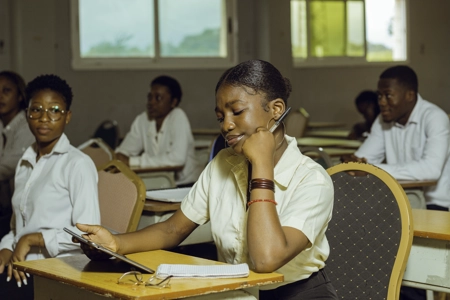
0, 74, 101, 299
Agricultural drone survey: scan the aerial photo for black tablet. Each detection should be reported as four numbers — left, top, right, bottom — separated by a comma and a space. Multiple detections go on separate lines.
64, 227, 155, 274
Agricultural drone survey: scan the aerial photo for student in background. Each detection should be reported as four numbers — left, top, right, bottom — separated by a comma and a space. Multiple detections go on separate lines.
342, 65, 450, 299
78, 60, 338, 299
347, 90, 380, 140
0, 74, 101, 299
115, 75, 202, 187
0, 71, 34, 239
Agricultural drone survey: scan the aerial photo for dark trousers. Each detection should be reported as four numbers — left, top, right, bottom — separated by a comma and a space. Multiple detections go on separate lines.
0, 272, 34, 300
260, 268, 338, 300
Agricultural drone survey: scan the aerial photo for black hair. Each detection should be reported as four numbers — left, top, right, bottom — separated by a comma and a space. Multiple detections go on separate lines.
215, 59, 292, 106
25, 74, 73, 110
355, 90, 380, 115
0, 70, 27, 110
379, 65, 418, 93
151, 75, 182, 105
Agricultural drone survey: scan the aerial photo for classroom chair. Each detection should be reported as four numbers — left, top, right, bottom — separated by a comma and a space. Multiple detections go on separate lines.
208, 134, 227, 162
93, 119, 120, 150
78, 138, 115, 170
98, 160, 146, 233
285, 107, 310, 138
326, 162, 414, 300
300, 146, 333, 169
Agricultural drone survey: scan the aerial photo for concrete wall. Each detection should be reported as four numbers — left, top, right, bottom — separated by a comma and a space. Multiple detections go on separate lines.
1, 0, 449, 146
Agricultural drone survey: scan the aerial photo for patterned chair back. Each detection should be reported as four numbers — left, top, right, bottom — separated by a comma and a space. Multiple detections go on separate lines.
326, 162, 414, 300
98, 160, 146, 233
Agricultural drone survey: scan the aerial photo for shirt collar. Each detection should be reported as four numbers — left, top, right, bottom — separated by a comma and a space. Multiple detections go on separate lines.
21, 133, 70, 165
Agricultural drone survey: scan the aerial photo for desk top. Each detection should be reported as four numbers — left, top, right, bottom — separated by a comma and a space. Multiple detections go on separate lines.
398, 180, 438, 189
305, 130, 350, 139
412, 209, 450, 241
297, 137, 362, 149
307, 121, 347, 129
192, 128, 221, 136
144, 200, 181, 212
14, 250, 283, 300
131, 166, 183, 174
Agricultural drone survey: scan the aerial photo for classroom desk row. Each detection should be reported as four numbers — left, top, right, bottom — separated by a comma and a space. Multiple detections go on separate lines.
15, 208, 450, 299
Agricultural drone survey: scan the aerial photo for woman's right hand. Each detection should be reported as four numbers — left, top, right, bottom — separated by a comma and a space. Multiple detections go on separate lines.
76, 223, 119, 254
0, 249, 13, 274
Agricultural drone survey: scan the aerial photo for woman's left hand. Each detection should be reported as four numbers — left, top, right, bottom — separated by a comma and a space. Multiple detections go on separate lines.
8, 233, 37, 287
242, 127, 276, 165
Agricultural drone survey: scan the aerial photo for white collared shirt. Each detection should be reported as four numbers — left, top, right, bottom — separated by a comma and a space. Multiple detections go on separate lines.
181, 136, 334, 289
0, 133, 101, 260
115, 108, 202, 185
0, 111, 34, 181
355, 94, 450, 208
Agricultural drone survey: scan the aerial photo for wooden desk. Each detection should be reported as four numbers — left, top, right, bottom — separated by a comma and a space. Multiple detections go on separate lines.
297, 137, 362, 149
402, 209, 450, 293
307, 121, 347, 130
131, 166, 183, 190
192, 128, 221, 136
397, 180, 438, 189
305, 129, 350, 139
15, 250, 283, 300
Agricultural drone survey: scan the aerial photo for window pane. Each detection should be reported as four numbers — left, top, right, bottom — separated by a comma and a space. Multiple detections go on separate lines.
159, 0, 223, 57
79, 0, 154, 58
347, 1, 364, 56
291, 0, 307, 59
310, 1, 345, 57
366, 0, 406, 61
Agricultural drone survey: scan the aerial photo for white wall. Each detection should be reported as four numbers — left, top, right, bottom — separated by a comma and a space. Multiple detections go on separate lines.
3, 0, 450, 146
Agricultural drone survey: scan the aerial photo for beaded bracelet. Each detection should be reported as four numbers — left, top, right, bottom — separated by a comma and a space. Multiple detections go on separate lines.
249, 178, 275, 192
247, 199, 278, 207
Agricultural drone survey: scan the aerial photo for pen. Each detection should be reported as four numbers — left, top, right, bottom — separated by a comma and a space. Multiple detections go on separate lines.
269, 107, 291, 133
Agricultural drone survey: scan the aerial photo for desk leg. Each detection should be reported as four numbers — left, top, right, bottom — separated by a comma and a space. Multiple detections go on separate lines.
402, 237, 450, 293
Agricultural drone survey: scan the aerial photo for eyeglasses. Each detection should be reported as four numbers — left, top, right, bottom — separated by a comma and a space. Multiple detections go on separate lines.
27, 105, 67, 121
117, 271, 172, 288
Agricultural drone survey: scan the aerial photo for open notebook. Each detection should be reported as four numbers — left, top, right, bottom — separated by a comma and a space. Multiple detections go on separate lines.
145, 187, 191, 203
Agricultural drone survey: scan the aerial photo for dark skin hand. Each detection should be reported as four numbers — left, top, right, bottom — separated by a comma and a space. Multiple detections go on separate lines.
340, 154, 368, 176
115, 153, 130, 166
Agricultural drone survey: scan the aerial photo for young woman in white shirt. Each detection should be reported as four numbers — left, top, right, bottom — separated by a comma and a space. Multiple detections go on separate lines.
77, 60, 338, 299
0, 74, 101, 299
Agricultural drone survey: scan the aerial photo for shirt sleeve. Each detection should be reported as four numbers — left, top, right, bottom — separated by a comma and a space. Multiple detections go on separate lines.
354, 117, 386, 164
42, 156, 101, 257
115, 114, 145, 157
0, 126, 34, 181
131, 110, 193, 168
373, 110, 450, 180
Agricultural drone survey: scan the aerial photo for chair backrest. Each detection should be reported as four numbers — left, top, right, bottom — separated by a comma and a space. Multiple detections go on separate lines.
97, 160, 146, 233
78, 138, 115, 170
300, 146, 333, 169
285, 107, 310, 138
94, 120, 120, 150
208, 134, 227, 162
326, 162, 413, 300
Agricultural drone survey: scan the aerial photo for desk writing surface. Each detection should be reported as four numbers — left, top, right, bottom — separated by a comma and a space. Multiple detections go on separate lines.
15, 250, 283, 300
412, 209, 450, 241
397, 180, 438, 189
297, 137, 362, 149
305, 129, 350, 139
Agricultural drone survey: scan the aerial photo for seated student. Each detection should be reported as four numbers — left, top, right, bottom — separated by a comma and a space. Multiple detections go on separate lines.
0, 71, 34, 240
347, 90, 380, 140
343, 65, 450, 212
115, 75, 202, 187
77, 60, 338, 300
0, 74, 101, 299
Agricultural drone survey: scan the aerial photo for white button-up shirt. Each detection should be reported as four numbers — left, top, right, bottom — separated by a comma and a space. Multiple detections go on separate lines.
116, 108, 202, 185
355, 95, 450, 208
181, 136, 334, 289
0, 133, 101, 260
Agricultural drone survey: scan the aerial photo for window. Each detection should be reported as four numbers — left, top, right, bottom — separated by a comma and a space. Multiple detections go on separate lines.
71, 0, 237, 69
291, 0, 407, 67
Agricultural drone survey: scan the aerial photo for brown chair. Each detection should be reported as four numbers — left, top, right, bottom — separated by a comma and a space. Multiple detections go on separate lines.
78, 138, 115, 170
285, 107, 310, 138
326, 162, 414, 300
97, 160, 146, 233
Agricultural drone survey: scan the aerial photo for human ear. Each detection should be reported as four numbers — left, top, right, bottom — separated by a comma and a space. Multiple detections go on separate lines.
270, 99, 286, 120
65, 111, 72, 125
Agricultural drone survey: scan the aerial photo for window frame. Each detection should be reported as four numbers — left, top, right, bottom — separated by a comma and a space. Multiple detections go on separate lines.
70, 0, 238, 70
291, 0, 409, 68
